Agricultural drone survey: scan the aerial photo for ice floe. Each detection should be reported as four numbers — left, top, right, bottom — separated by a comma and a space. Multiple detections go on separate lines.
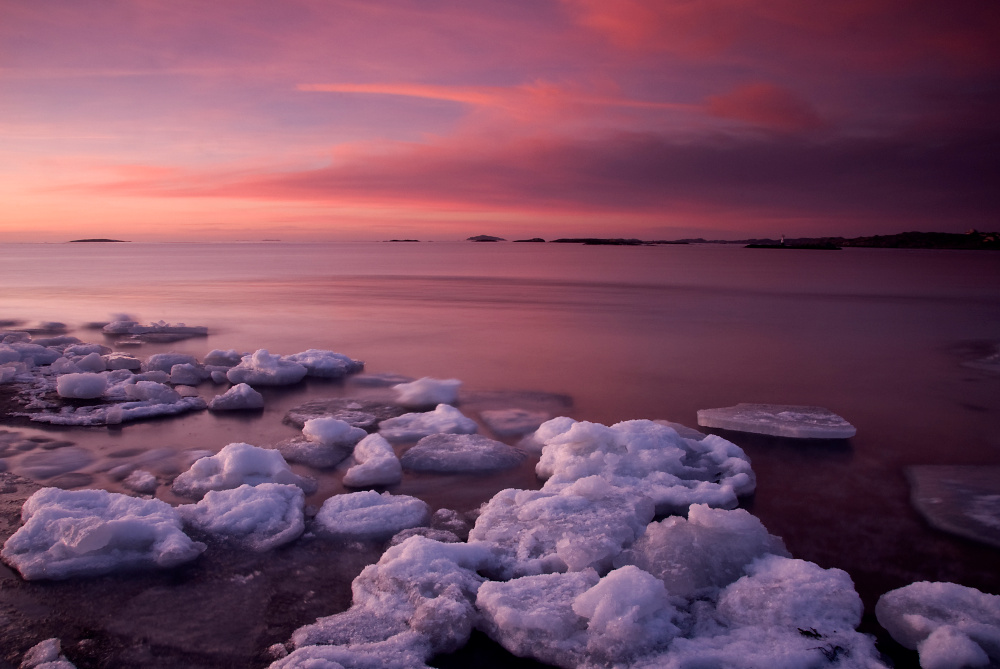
171, 442, 317, 499
20, 638, 76, 669
479, 408, 551, 437
314, 490, 430, 542
302, 416, 367, 447
533, 418, 755, 514
400, 433, 527, 473
0, 487, 205, 580
697, 403, 857, 439
378, 404, 478, 442
284, 397, 405, 430
876, 581, 1000, 669
208, 383, 264, 411
393, 376, 461, 407
178, 483, 305, 551
906, 465, 1000, 549
343, 434, 402, 487
226, 349, 308, 386
283, 349, 364, 378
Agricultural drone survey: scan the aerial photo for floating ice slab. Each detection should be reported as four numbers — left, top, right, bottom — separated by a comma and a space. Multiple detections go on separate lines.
171, 442, 317, 499
283, 349, 364, 378
102, 353, 141, 370
0, 487, 205, 580
270, 437, 353, 469
534, 418, 755, 514
906, 465, 1000, 549
876, 581, 1000, 669
314, 491, 430, 542
123, 469, 158, 494
283, 397, 406, 430
143, 353, 200, 374
226, 349, 308, 386
27, 396, 207, 426
468, 476, 656, 579
286, 536, 498, 665
343, 434, 402, 487
393, 377, 461, 407
20, 638, 76, 669
613, 504, 789, 598
378, 404, 477, 442
400, 434, 527, 473
178, 483, 305, 551
696, 403, 856, 439
480, 408, 552, 437
170, 363, 209, 385
208, 383, 264, 411
203, 349, 246, 367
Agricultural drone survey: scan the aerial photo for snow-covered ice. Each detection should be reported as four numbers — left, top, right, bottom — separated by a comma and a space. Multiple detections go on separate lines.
697, 403, 857, 439
400, 433, 527, 473
283, 349, 364, 378
613, 504, 789, 598
378, 404, 478, 442
0, 487, 205, 580
20, 638, 76, 669
122, 469, 158, 494
343, 434, 402, 487
284, 397, 405, 430
143, 353, 200, 374
171, 442, 317, 499
533, 418, 755, 514
208, 383, 264, 411
203, 349, 246, 367
170, 363, 209, 385
314, 491, 430, 542
468, 476, 656, 579
270, 417, 368, 468
876, 581, 1000, 669
393, 377, 461, 407
282, 536, 498, 667
226, 349, 308, 386
178, 483, 305, 551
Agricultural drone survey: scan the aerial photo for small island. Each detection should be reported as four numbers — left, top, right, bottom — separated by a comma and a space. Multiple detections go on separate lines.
467, 235, 505, 242
68, 239, 129, 243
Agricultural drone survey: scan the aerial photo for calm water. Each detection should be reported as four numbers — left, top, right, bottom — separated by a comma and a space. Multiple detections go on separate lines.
2, 241, 999, 664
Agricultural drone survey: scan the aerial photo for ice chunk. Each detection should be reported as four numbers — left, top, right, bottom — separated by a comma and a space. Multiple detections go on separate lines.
393, 377, 461, 407
208, 383, 264, 411
20, 638, 77, 669
343, 434, 402, 487
143, 353, 200, 374
906, 465, 1000, 549
29, 395, 206, 426
288, 536, 498, 663
400, 434, 527, 473
697, 403, 857, 439
876, 581, 1000, 668
11, 342, 61, 365
203, 349, 246, 367
314, 491, 430, 542
302, 417, 367, 447
124, 380, 181, 404
169, 363, 209, 385
480, 408, 552, 437
171, 442, 317, 499
102, 353, 141, 370
468, 477, 655, 579
614, 504, 789, 598
378, 404, 477, 442
283, 349, 364, 378
56, 373, 107, 399
227, 349, 308, 386
73, 352, 106, 372
178, 483, 305, 551
0, 487, 205, 580
271, 437, 352, 469
477, 570, 600, 667
123, 469, 158, 494
535, 419, 755, 514
718, 555, 863, 633
64, 343, 111, 356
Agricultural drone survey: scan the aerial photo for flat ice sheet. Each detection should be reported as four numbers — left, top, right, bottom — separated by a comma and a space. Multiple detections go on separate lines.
906, 465, 1000, 549
400, 434, 527, 473
696, 403, 856, 439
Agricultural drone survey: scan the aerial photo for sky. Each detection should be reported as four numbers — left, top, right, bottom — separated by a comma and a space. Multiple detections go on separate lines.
1, 0, 998, 242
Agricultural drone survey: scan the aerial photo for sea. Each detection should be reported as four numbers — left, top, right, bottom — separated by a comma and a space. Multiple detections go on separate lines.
1, 240, 999, 667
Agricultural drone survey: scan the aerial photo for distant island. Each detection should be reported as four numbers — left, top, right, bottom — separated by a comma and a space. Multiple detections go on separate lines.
513, 238, 546, 243
746, 242, 841, 250
467, 235, 505, 242
386, 239, 421, 242
68, 238, 129, 243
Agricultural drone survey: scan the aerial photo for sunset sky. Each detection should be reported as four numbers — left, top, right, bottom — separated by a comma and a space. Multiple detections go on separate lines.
2, 0, 998, 241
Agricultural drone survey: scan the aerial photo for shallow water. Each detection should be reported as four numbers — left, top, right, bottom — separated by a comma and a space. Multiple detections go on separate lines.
1, 241, 999, 666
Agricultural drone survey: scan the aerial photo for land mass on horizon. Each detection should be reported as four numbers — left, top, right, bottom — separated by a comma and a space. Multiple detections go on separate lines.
67, 239, 129, 243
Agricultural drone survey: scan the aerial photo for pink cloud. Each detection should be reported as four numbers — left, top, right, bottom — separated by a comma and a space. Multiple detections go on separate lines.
705, 83, 824, 131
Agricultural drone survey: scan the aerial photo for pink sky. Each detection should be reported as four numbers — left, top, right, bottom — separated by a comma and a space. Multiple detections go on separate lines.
1, 0, 998, 241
